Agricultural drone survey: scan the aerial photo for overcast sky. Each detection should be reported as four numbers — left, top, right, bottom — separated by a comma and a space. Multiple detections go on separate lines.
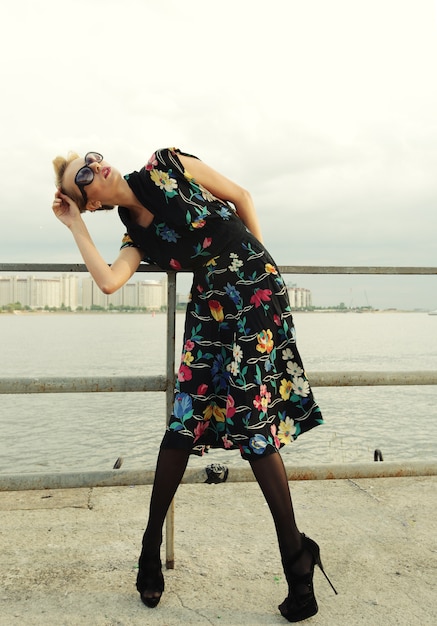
1, 0, 436, 309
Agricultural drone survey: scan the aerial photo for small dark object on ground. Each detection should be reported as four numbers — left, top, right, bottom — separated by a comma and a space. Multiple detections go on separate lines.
205, 463, 229, 484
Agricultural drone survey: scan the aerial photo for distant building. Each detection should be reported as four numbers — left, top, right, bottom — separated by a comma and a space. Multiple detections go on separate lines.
287, 286, 312, 309
61, 275, 78, 310
123, 282, 138, 307
0, 274, 168, 311
138, 280, 167, 310
0, 275, 78, 310
0, 276, 25, 305
80, 275, 168, 310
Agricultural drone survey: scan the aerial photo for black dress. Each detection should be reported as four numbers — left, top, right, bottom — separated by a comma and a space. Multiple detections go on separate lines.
119, 148, 323, 459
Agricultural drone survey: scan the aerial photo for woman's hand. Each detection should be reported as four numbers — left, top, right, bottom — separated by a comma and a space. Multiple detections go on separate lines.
52, 189, 82, 228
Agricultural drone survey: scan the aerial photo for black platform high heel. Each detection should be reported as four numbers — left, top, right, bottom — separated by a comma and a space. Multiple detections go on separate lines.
279, 534, 337, 623
136, 547, 165, 608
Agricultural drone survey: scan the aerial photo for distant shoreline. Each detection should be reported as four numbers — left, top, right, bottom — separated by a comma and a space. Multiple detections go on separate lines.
1, 308, 432, 316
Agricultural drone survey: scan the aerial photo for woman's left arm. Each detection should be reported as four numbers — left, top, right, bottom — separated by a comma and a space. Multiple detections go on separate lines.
177, 154, 264, 243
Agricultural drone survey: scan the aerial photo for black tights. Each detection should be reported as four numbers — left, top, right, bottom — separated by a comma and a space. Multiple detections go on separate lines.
249, 451, 303, 560
142, 448, 190, 548
141, 448, 306, 568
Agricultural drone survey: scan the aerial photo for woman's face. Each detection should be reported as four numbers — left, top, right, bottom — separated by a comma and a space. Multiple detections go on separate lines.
63, 153, 121, 209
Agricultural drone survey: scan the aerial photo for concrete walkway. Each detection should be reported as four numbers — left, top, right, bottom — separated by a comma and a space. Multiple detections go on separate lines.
0, 476, 435, 625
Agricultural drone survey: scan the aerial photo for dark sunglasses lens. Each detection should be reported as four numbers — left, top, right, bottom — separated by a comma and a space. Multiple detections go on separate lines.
85, 152, 103, 165
75, 167, 94, 186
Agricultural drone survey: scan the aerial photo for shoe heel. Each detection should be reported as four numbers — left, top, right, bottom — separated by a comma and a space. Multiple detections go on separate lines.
304, 535, 338, 595
317, 559, 338, 595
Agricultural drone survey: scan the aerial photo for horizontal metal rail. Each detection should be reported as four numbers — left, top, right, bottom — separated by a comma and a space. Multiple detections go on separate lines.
0, 263, 165, 273
0, 461, 435, 492
0, 375, 167, 394
0, 371, 436, 394
279, 265, 437, 275
1, 263, 437, 275
310, 371, 437, 386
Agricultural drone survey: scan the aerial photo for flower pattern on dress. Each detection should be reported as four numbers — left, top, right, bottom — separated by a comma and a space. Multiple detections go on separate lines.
250, 288, 272, 309
256, 329, 274, 354
155, 223, 180, 243
120, 233, 135, 249
146, 153, 158, 170
228, 253, 244, 272
150, 169, 178, 197
277, 413, 297, 444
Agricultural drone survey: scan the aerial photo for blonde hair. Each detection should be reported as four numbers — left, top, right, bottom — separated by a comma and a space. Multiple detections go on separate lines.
53, 151, 115, 213
52, 151, 88, 212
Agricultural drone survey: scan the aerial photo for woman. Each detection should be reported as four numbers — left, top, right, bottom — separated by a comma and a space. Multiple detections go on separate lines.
52, 147, 336, 622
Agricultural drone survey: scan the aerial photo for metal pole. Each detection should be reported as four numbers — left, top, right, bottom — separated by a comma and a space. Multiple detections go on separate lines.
0, 375, 167, 394
0, 461, 435, 491
165, 272, 177, 569
1, 371, 437, 394
1, 262, 437, 275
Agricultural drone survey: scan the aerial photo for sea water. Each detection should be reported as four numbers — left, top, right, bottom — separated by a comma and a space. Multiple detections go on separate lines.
0, 312, 436, 473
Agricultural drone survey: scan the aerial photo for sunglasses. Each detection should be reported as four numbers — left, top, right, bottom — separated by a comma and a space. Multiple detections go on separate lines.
74, 152, 103, 203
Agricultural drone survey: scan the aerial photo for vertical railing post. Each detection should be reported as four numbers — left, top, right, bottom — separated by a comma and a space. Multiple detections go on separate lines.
165, 271, 177, 569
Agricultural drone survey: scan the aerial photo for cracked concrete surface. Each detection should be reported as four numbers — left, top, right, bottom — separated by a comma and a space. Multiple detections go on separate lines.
0, 476, 436, 625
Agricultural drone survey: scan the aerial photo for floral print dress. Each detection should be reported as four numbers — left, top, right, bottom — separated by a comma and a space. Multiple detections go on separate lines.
119, 148, 323, 459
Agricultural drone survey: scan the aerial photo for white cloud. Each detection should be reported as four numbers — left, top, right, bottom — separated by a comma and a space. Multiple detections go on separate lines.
0, 0, 436, 309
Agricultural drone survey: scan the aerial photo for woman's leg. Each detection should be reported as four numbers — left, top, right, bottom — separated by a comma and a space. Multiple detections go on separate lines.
250, 451, 333, 621
142, 447, 190, 547
249, 451, 311, 571
137, 447, 190, 606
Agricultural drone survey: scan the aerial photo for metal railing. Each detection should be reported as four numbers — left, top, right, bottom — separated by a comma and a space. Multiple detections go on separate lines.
1, 263, 437, 567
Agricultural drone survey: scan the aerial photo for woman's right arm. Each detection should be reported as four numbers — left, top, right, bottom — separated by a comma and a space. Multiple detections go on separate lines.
52, 189, 142, 294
